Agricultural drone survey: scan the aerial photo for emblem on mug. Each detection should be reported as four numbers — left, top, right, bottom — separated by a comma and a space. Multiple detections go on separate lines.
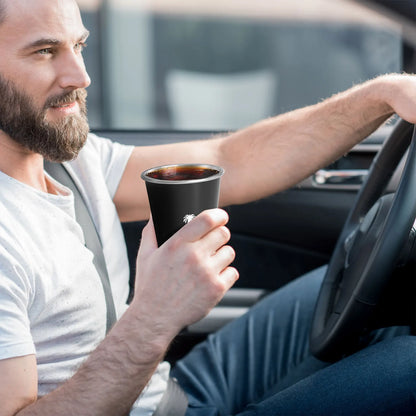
183, 214, 196, 224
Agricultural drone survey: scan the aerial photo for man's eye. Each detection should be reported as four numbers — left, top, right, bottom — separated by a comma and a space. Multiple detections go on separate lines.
37, 48, 52, 55
74, 42, 87, 52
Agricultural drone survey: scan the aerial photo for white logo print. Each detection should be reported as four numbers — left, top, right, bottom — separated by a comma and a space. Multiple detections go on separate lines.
183, 214, 195, 224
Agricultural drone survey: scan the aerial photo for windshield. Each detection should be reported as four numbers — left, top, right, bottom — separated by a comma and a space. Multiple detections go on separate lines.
78, 0, 407, 131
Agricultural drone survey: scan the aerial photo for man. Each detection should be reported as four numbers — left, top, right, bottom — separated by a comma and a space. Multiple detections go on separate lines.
0, 0, 415, 415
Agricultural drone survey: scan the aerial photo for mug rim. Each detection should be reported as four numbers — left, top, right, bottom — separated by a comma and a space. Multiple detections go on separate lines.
141, 163, 225, 185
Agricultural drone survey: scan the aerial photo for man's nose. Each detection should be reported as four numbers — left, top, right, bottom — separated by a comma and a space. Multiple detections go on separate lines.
57, 51, 91, 90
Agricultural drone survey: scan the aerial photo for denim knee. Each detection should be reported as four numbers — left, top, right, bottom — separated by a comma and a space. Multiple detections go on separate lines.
377, 335, 416, 380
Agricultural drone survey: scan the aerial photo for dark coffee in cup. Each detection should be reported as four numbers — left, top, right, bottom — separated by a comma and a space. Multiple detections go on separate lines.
141, 164, 224, 246
146, 165, 219, 181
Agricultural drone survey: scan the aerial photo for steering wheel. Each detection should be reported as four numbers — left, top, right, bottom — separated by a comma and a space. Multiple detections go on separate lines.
310, 119, 416, 362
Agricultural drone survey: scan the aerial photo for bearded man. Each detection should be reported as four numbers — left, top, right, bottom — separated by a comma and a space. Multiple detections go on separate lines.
0, 1, 416, 415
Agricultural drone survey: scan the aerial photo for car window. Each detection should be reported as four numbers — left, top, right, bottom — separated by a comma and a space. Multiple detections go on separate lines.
78, 0, 413, 131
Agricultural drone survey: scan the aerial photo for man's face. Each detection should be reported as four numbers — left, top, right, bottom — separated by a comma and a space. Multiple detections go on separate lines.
0, 74, 89, 162
0, 0, 91, 162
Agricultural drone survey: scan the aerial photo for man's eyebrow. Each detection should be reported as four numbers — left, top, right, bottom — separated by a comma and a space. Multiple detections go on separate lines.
22, 30, 90, 51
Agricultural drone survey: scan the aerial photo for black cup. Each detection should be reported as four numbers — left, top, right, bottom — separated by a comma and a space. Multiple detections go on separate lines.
141, 163, 225, 246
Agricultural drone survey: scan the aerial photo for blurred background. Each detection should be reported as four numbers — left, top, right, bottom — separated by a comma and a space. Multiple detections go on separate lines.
76, 0, 416, 131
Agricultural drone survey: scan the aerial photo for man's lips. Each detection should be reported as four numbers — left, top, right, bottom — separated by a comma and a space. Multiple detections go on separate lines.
49, 101, 79, 114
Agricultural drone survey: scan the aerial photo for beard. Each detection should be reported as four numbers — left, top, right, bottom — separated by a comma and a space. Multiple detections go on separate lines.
0, 74, 89, 162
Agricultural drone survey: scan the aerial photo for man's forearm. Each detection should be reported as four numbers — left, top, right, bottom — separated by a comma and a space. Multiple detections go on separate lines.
217, 74, 408, 206
17, 304, 171, 416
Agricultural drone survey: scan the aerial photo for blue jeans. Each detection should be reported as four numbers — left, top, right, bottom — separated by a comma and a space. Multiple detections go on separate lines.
171, 266, 416, 415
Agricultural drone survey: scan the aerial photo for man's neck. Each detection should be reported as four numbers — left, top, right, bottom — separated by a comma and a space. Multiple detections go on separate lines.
0, 131, 51, 193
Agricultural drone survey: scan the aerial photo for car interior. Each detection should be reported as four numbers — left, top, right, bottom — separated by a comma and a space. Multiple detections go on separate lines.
76, 0, 416, 363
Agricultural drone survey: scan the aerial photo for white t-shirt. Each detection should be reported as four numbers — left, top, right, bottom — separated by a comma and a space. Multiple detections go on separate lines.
0, 133, 169, 415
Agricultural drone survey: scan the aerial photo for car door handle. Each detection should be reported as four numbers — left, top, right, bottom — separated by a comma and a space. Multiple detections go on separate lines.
313, 169, 368, 186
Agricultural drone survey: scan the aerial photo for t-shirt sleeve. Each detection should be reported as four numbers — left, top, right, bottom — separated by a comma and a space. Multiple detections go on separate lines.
86, 133, 134, 198
0, 244, 35, 360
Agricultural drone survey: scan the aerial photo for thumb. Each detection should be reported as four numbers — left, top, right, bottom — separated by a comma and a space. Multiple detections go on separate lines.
137, 215, 158, 259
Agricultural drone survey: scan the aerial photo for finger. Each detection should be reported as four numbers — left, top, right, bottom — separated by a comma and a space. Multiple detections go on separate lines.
211, 244, 236, 272
219, 266, 239, 291
176, 208, 229, 243
200, 225, 231, 255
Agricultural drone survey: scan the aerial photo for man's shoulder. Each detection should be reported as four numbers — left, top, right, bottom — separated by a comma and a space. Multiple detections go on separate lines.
68, 133, 111, 167
78, 132, 119, 158
72, 132, 133, 171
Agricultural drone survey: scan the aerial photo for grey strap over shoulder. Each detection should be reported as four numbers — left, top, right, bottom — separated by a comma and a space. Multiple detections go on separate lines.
44, 161, 117, 333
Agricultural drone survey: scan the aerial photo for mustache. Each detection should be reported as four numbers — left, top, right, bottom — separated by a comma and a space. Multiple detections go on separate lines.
44, 89, 88, 109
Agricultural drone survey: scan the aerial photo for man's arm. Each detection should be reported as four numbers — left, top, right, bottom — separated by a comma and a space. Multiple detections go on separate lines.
3, 210, 237, 416
0, 355, 37, 416
3, 304, 165, 416
114, 73, 416, 222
